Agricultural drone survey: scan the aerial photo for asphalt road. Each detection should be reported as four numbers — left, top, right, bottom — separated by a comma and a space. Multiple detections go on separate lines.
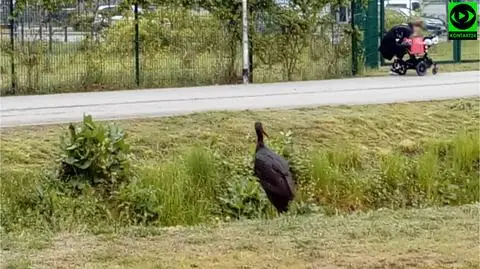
1, 71, 479, 128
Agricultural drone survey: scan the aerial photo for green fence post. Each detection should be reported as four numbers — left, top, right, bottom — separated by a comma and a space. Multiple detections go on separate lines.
364, 0, 379, 68
450, 0, 462, 63
379, 0, 385, 66
351, 0, 357, 76
134, 1, 140, 86
453, 40, 461, 63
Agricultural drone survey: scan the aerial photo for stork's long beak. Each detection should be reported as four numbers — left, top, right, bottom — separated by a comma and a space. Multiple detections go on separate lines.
263, 130, 269, 138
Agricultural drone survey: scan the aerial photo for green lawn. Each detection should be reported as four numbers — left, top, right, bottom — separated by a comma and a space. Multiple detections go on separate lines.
1, 99, 479, 268
1, 204, 479, 269
1, 98, 479, 231
2, 98, 479, 171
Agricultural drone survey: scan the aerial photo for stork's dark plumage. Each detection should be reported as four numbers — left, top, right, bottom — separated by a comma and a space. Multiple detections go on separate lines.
253, 122, 295, 213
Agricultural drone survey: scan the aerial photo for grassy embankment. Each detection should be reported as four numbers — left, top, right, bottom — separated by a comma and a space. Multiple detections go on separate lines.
1, 98, 479, 268
1, 97, 479, 227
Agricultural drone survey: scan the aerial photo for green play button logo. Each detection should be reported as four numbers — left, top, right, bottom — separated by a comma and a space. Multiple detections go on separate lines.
448, 2, 478, 40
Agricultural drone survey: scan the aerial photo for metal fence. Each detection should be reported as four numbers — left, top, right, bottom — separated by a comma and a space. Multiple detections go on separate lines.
0, 1, 358, 95
1, 0, 478, 95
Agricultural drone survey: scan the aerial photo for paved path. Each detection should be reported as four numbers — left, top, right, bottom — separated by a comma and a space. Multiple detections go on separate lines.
1, 71, 479, 128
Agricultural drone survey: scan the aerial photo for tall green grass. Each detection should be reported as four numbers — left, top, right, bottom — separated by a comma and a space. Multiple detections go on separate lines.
1, 130, 478, 233
117, 147, 219, 226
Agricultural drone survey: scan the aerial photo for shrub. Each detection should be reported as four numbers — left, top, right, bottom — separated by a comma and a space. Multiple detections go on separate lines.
385, 9, 408, 30
218, 175, 272, 220
58, 114, 132, 195
102, 9, 223, 56
215, 151, 273, 220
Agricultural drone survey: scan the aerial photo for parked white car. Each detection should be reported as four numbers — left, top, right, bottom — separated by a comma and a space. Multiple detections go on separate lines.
388, 7, 447, 36
93, 5, 143, 32
384, 0, 421, 13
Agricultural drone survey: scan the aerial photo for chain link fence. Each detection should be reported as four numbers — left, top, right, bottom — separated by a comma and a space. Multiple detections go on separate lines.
1, 0, 360, 95
2, 0, 478, 96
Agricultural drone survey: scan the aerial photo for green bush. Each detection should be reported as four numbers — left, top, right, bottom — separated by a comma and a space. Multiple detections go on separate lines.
214, 150, 273, 220
385, 9, 408, 30
58, 115, 132, 195
218, 175, 272, 220
102, 9, 224, 56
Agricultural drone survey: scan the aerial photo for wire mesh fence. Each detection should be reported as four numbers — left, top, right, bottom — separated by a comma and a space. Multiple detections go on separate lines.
1, 0, 478, 95
0, 1, 358, 95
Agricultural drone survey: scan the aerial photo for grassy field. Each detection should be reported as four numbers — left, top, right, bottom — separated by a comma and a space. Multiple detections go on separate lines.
1, 98, 479, 231
2, 204, 479, 269
2, 98, 479, 170
1, 98, 479, 268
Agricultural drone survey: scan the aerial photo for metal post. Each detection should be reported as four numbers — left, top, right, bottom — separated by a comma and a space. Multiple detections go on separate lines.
64, 25, 68, 43
48, 18, 53, 53
20, 18, 24, 45
453, 40, 461, 62
364, 0, 378, 68
351, 0, 357, 76
134, 1, 140, 86
9, 0, 16, 93
242, 0, 249, 84
248, 37, 253, 83
380, 0, 385, 66
452, 0, 461, 63
248, 6, 253, 83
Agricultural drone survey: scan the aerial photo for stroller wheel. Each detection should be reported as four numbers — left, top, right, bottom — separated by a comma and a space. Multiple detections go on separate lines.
416, 61, 427, 76
392, 61, 407, 75
432, 64, 438, 75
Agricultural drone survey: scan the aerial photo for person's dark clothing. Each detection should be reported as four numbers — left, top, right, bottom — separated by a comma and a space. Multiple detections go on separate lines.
379, 24, 414, 60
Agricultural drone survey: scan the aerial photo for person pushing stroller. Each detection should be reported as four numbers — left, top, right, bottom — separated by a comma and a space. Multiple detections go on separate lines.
379, 20, 439, 76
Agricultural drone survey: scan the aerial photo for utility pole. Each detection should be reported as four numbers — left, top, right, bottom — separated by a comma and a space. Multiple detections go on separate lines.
242, 0, 249, 84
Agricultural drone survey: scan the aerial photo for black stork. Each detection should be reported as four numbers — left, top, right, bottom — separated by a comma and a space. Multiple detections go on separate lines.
253, 121, 295, 213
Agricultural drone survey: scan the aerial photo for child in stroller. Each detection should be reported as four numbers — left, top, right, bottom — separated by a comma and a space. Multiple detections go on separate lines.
391, 34, 440, 76
379, 21, 439, 76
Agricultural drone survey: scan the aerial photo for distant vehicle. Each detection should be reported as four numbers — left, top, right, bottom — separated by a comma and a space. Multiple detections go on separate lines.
387, 7, 447, 36
49, 8, 77, 25
385, 0, 421, 13
93, 5, 143, 32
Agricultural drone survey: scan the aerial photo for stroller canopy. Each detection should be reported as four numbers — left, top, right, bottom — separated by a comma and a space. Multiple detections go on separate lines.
379, 24, 413, 60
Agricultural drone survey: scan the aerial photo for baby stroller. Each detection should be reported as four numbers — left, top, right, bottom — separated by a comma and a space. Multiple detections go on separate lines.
391, 35, 440, 76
